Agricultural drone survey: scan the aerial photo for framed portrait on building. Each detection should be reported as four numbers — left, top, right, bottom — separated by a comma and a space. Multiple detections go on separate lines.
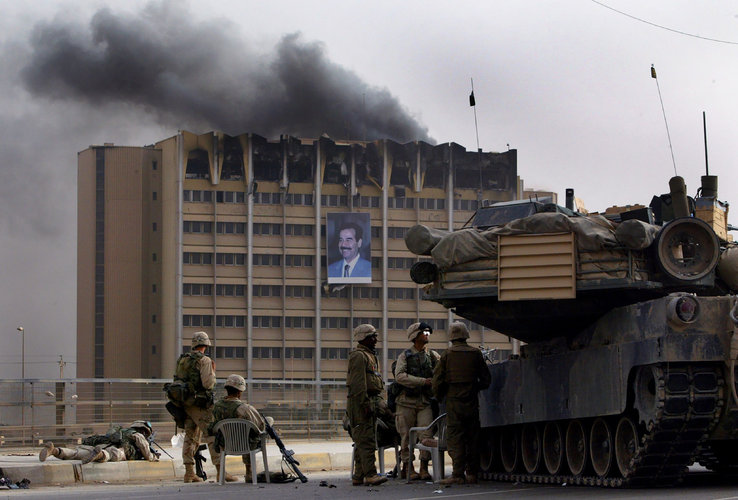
327, 212, 372, 284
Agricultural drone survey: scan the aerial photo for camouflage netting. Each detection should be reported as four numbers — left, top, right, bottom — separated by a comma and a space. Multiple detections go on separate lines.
409, 212, 661, 273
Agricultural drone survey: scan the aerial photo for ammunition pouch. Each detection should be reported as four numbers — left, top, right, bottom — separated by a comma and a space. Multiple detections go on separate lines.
193, 391, 214, 409
163, 381, 190, 407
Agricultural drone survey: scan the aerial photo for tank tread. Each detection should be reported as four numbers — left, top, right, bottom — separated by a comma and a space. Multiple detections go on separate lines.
482, 363, 723, 488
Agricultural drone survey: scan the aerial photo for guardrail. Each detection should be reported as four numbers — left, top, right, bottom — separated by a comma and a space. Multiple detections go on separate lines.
0, 378, 348, 447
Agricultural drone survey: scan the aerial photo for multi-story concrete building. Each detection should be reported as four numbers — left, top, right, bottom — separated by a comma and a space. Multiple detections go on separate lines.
77, 131, 520, 382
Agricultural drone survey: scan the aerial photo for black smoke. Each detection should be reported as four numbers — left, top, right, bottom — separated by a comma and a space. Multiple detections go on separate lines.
21, 2, 432, 143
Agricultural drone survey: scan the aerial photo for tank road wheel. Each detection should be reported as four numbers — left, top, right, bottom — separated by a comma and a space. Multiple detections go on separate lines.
590, 418, 614, 477
565, 420, 588, 476
615, 416, 639, 477
500, 427, 520, 473
521, 424, 542, 473
543, 422, 566, 475
633, 365, 663, 431
479, 428, 498, 473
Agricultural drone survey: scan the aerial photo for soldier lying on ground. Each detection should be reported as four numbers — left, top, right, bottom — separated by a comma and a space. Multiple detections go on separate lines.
38, 420, 159, 464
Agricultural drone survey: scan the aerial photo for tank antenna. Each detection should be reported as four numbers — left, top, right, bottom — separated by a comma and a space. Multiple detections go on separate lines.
469, 78, 483, 203
651, 65, 677, 176
703, 111, 709, 176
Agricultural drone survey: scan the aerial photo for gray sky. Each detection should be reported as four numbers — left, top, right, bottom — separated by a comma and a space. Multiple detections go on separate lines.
1, 0, 736, 378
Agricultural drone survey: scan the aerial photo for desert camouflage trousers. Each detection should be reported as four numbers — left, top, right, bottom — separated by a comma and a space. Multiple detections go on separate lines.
57, 444, 126, 462
446, 398, 481, 478
395, 404, 433, 462
182, 404, 220, 467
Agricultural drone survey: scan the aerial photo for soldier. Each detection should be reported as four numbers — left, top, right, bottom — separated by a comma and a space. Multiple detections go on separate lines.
39, 421, 158, 464
175, 331, 234, 483
210, 374, 267, 482
395, 322, 440, 481
347, 324, 388, 486
432, 322, 491, 485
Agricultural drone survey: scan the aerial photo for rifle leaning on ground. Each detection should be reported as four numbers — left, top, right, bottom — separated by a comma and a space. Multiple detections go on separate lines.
194, 444, 208, 481
262, 416, 308, 483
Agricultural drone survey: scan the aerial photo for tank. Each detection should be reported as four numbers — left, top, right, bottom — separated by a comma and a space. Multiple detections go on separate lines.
406, 176, 738, 487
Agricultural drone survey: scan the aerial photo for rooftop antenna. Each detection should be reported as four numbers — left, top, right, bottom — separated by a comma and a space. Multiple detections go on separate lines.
651, 64, 678, 176
703, 111, 709, 176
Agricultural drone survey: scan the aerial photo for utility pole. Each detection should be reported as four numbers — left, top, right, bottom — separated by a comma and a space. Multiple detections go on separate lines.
58, 355, 66, 379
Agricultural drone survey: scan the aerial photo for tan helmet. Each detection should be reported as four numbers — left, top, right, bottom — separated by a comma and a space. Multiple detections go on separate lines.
129, 420, 153, 438
225, 374, 246, 392
191, 331, 211, 348
449, 321, 470, 341
407, 321, 433, 342
353, 324, 378, 342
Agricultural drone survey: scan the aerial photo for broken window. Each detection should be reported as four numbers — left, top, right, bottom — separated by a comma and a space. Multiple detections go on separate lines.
323, 143, 351, 185
422, 143, 447, 189
185, 149, 210, 180
220, 135, 245, 180
389, 141, 413, 187
287, 137, 314, 183
356, 142, 383, 188
252, 135, 281, 182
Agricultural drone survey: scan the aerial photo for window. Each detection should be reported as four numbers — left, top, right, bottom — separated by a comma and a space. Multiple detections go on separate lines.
285, 193, 314, 206
184, 252, 213, 265
152, 222, 157, 231
388, 318, 414, 330
285, 224, 313, 236
152, 284, 157, 293
216, 315, 246, 328
253, 316, 281, 328
152, 161, 157, 171
388, 227, 410, 239
183, 221, 212, 233
320, 317, 350, 329
253, 254, 281, 266
389, 197, 415, 209
216, 284, 245, 296
215, 346, 246, 359
216, 191, 245, 203
358, 196, 380, 208
183, 283, 213, 296
152, 253, 157, 262
285, 317, 314, 328
418, 198, 446, 210
252, 347, 282, 359
253, 285, 281, 297
216, 253, 246, 265
253, 223, 281, 236
285, 255, 313, 267
286, 286, 313, 298
152, 191, 157, 201
183, 315, 213, 327
321, 347, 349, 360
353, 317, 381, 329
285, 347, 314, 359
152, 314, 157, 323
216, 222, 245, 234
353, 287, 380, 299
388, 287, 415, 300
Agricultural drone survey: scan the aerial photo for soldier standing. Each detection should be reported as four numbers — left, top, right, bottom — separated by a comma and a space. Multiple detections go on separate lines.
175, 331, 235, 483
394, 322, 440, 481
210, 374, 267, 482
432, 322, 491, 485
347, 324, 388, 486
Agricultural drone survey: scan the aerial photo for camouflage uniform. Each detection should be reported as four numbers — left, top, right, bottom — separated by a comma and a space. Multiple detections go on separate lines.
175, 332, 219, 473
211, 381, 265, 472
432, 322, 491, 482
395, 345, 440, 466
39, 422, 156, 464
347, 326, 386, 484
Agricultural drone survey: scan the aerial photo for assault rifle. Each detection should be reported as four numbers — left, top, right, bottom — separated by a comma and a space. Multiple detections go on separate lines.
194, 444, 208, 481
147, 432, 173, 460
263, 417, 308, 483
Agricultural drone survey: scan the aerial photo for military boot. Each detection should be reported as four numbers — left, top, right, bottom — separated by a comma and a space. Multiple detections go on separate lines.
82, 445, 106, 464
407, 462, 420, 481
363, 474, 388, 486
183, 464, 203, 483
440, 475, 465, 485
39, 441, 59, 462
465, 473, 478, 484
418, 460, 432, 481
244, 462, 253, 483
216, 464, 238, 482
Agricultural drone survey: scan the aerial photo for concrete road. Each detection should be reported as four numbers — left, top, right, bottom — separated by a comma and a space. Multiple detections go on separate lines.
2, 470, 738, 500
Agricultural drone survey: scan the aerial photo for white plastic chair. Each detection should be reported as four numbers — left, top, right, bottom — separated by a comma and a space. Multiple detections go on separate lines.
350, 418, 400, 478
212, 418, 269, 485
407, 413, 447, 483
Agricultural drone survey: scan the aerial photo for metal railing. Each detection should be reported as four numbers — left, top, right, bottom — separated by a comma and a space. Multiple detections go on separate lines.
0, 378, 348, 447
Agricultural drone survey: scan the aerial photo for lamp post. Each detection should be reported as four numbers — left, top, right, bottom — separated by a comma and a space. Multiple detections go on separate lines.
16, 327, 24, 379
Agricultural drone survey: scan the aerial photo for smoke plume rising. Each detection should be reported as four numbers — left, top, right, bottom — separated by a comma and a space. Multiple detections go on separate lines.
21, 1, 432, 143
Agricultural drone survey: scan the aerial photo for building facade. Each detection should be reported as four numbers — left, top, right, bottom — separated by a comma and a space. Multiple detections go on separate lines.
77, 131, 520, 381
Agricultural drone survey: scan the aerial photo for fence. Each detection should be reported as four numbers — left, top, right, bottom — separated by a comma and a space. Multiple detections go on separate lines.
0, 379, 348, 447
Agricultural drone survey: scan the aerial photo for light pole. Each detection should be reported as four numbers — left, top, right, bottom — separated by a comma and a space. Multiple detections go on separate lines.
16, 327, 24, 379
16, 326, 25, 431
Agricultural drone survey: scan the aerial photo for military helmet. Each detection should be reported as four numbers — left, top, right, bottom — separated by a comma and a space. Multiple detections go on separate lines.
353, 324, 378, 342
449, 321, 470, 341
191, 331, 211, 348
407, 321, 433, 342
129, 420, 153, 438
225, 374, 246, 392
